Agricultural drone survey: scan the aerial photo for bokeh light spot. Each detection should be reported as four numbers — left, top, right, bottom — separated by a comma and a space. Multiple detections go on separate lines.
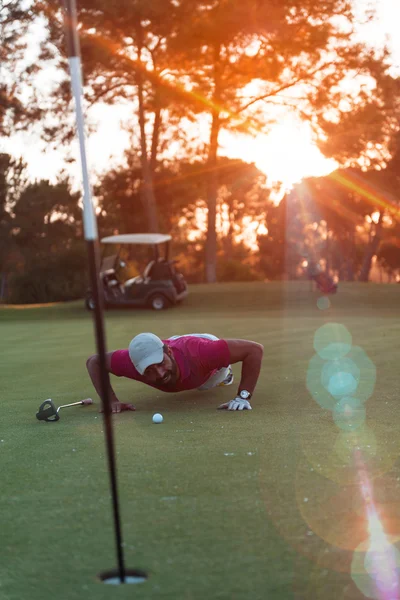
332, 397, 366, 431
328, 371, 358, 397
352, 537, 400, 600
317, 296, 331, 310
321, 357, 360, 398
307, 354, 338, 410
308, 346, 376, 409
334, 427, 377, 464
346, 346, 377, 404
314, 323, 352, 360
295, 456, 366, 551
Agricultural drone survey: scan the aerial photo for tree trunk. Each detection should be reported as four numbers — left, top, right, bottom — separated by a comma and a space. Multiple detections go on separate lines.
359, 212, 383, 282
150, 87, 162, 176
347, 230, 355, 281
205, 111, 220, 282
205, 44, 222, 283
137, 33, 159, 233
325, 225, 331, 274
0, 272, 6, 301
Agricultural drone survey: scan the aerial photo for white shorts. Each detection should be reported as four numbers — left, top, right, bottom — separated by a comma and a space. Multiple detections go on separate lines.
167, 333, 231, 390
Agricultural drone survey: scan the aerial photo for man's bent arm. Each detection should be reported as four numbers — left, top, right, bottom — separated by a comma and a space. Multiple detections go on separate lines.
224, 339, 264, 396
86, 352, 120, 405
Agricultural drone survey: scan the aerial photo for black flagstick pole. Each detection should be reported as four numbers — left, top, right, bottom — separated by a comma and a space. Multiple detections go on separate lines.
61, 0, 126, 583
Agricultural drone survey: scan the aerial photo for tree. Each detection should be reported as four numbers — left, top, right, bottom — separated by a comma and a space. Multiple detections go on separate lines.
0, 173, 88, 304
257, 195, 305, 281
95, 152, 271, 280
287, 172, 367, 280
40, 0, 191, 233
328, 135, 400, 282
171, 0, 398, 281
0, 1, 40, 135
12, 179, 82, 259
0, 153, 28, 299
377, 241, 400, 281
286, 162, 400, 282
7, 178, 87, 303
94, 153, 207, 237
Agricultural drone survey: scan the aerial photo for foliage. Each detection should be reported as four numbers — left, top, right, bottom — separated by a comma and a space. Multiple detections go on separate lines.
256, 200, 286, 280
0, 0, 43, 135
12, 179, 82, 260
2, 177, 88, 304
0, 153, 28, 278
377, 240, 400, 278
95, 155, 208, 238
7, 246, 88, 304
216, 242, 263, 282
170, 0, 399, 281
95, 154, 271, 281
35, 0, 400, 281
283, 159, 400, 282
40, 0, 192, 232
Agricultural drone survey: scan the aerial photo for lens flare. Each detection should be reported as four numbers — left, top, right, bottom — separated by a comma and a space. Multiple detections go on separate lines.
302, 320, 400, 598
307, 354, 338, 410
321, 358, 360, 398
350, 451, 400, 599
334, 427, 377, 464
295, 455, 366, 552
332, 397, 366, 432
317, 297, 331, 310
307, 346, 376, 410
314, 323, 352, 361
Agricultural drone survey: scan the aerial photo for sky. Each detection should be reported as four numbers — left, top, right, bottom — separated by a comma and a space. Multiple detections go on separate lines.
3, 0, 400, 197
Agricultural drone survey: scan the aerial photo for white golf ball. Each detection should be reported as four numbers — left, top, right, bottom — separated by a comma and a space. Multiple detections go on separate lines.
152, 413, 163, 424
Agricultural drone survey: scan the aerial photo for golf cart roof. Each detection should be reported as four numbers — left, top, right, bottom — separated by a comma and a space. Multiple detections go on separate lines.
101, 234, 172, 245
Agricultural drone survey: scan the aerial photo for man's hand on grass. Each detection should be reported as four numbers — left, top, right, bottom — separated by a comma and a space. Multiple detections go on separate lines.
218, 398, 252, 411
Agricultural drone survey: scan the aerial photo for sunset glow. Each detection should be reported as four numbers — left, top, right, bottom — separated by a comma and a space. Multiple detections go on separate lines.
3, 0, 400, 200
221, 118, 338, 199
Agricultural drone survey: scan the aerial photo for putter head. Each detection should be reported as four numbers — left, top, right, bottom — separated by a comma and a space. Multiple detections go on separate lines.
36, 399, 60, 422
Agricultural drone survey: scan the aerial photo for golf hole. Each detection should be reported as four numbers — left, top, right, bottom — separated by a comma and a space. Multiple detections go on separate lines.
98, 568, 148, 585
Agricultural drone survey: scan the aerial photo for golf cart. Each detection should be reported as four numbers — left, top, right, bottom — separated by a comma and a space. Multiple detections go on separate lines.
85, 233, 188, 311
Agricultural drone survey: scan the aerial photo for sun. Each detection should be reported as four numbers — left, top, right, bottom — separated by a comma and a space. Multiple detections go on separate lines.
220, 116, 337, 200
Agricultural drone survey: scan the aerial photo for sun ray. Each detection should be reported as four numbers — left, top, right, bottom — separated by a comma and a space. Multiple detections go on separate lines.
330, 171, 400, 219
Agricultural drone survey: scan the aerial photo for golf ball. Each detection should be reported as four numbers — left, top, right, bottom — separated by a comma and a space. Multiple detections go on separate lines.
152, 413, 163, 424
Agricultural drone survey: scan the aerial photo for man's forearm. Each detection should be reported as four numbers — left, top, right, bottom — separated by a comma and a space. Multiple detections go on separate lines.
86, 357, 119, 404
237, 347, 263, 396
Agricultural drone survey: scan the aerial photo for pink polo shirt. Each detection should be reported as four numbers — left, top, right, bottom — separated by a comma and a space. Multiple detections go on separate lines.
110, 336, 230, 392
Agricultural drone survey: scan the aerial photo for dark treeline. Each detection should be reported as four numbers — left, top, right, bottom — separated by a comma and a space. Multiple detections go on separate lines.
1, 145, 400, 304
1, 0, 400, 302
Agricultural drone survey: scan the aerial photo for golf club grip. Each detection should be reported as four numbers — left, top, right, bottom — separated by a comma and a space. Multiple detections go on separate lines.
82, 398, 93, 405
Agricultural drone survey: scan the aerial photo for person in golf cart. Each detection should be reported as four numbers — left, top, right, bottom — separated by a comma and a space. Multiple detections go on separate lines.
85, 233, 188, 311
307, 259, 338, 294
86, 333, 264, 413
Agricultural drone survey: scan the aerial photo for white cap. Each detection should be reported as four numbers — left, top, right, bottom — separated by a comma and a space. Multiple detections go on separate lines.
128, 333, 164, 375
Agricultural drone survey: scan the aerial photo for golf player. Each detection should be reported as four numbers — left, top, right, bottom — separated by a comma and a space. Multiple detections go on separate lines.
86, 333, 263, 413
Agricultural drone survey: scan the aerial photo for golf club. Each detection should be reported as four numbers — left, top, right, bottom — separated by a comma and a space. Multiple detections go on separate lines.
36, 398, 93, 422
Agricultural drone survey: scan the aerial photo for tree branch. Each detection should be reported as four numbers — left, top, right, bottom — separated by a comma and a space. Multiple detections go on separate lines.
86, 80, 132, 107
235, 61, 338, 115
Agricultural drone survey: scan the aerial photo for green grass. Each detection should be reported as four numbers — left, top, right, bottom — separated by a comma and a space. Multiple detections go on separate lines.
1, 282, 400, 600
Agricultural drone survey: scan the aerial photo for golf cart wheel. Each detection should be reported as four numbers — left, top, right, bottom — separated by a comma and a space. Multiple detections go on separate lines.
149, 294, 168, 310
85, 296, 95, 311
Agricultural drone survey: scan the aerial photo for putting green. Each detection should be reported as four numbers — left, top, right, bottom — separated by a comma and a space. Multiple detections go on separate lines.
1, 282, 399, 600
